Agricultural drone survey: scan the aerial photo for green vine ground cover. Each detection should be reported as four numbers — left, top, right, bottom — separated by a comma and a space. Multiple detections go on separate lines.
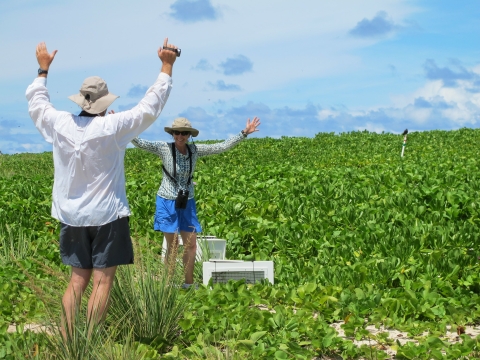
1, 129, 480, 359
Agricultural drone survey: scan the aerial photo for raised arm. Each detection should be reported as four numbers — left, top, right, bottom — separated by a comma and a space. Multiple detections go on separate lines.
242, 117, 261, 136
112, 38, 179, 147
131, 137, 165, 156
196, 117, 261, 156
26, 42, 59, 143
36, 42, 57, 78
158, 37, 178, 77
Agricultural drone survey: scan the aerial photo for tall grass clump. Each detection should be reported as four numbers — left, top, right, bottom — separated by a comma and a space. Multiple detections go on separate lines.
44, 304, 110, 359
8, 322, 162, 359
108, 234, 192, 352
9, 234, 191, 358
0, 223, 38, 262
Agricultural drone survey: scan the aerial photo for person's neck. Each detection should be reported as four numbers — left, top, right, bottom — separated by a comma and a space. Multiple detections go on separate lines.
175, 142, 187, 155
78, 110, 107, 117
78, 110, 98, 117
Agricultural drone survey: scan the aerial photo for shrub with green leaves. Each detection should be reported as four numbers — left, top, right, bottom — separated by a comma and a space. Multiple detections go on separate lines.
2, 129, 480, 358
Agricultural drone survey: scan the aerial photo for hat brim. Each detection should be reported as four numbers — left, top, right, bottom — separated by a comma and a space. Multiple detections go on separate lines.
68, 92, 119, 115
164, 126, 199, 137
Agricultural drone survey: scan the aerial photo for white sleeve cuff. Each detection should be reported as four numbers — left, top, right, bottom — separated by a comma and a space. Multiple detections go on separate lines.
158, 72, 172, 84
34, 77, 47, 86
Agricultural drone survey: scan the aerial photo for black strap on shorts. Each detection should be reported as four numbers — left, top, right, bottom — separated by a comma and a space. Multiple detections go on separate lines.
162, 143, 193, 188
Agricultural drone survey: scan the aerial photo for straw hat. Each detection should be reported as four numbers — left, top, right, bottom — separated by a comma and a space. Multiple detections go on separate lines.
68, 76, 118, 114
164, 117, 199, 137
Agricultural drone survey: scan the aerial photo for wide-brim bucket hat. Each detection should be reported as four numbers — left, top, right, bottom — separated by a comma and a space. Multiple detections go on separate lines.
68, 76, 118, 115
164, 117, 199, 137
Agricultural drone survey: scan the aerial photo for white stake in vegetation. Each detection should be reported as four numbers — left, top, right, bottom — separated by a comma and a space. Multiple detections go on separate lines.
401, 129, 408, 157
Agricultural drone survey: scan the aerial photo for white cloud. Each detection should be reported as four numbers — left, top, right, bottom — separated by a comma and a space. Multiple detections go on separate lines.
404, 106, 432, 123
318, 109, 341, 121
355, 122, 387, 133
314, 64, 480, 133
20, 143, 48, 152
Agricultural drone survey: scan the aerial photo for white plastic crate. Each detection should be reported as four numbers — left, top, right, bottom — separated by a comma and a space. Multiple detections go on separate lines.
162, 234, 226, 260
203, 260, 274, 285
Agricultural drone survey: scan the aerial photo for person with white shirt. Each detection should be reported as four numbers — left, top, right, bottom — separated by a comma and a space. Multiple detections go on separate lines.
26, 39, 178, 335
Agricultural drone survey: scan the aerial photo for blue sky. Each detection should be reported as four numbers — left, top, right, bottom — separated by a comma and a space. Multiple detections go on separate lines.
1, 0, 479, 154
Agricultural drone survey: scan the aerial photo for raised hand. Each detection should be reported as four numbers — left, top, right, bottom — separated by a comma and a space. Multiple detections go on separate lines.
36, 42, 57, 73
243, 117, 261, 135
158, 38, 178, 64
158, 37, 178, 76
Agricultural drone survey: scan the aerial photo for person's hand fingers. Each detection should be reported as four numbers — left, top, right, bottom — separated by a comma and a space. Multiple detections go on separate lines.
36, 42, 45, 56
37, 43, 56, 57
246, 117, 260, 133
108, 110, 115, 114
36, 42, 57, 69
164, 44, 178, 53
159, 37, 179, 60
161, 50, 177, 60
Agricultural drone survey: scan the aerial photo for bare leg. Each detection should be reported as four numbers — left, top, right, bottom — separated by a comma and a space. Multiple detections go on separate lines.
87, 266, 117, 325
180, 230, 197, 285
62, 267, 92, 338
164, 232, 179, 276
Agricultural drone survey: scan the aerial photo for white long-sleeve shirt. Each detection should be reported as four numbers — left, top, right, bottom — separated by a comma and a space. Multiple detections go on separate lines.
26, 72, 172, 226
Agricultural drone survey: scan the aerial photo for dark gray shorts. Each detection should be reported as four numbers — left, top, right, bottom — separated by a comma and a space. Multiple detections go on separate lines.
60, 217, 134, 269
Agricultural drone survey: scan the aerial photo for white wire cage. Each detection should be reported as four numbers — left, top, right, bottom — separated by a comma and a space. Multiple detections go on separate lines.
161, 234, 226, 261
203, 260, 274, 285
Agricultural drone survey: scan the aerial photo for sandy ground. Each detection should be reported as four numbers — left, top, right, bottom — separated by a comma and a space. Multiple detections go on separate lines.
7, 323, 51, 334
256, 305, 480, 358
328, 321, 480, 358
7, 318, 480, 359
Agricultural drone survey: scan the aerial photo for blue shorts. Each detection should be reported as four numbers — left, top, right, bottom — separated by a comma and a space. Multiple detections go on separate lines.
154, 195, 202, 233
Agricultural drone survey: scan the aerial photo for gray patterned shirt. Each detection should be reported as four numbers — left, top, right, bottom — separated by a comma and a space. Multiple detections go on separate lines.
131, 132, 245, 200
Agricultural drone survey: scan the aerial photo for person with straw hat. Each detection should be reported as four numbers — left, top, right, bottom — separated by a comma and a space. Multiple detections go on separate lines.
131, 116, 260, 288
26, 38, 179, 336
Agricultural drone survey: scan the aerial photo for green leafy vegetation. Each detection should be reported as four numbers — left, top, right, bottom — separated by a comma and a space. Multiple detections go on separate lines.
1, 129, 480, 358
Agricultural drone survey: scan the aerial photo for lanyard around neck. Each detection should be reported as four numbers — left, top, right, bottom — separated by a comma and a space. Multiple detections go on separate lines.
162, 143, 193, 187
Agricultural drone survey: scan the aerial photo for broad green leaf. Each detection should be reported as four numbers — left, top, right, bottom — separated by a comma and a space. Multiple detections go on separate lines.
274, 350, 289, 359
249, 331, 267, 343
